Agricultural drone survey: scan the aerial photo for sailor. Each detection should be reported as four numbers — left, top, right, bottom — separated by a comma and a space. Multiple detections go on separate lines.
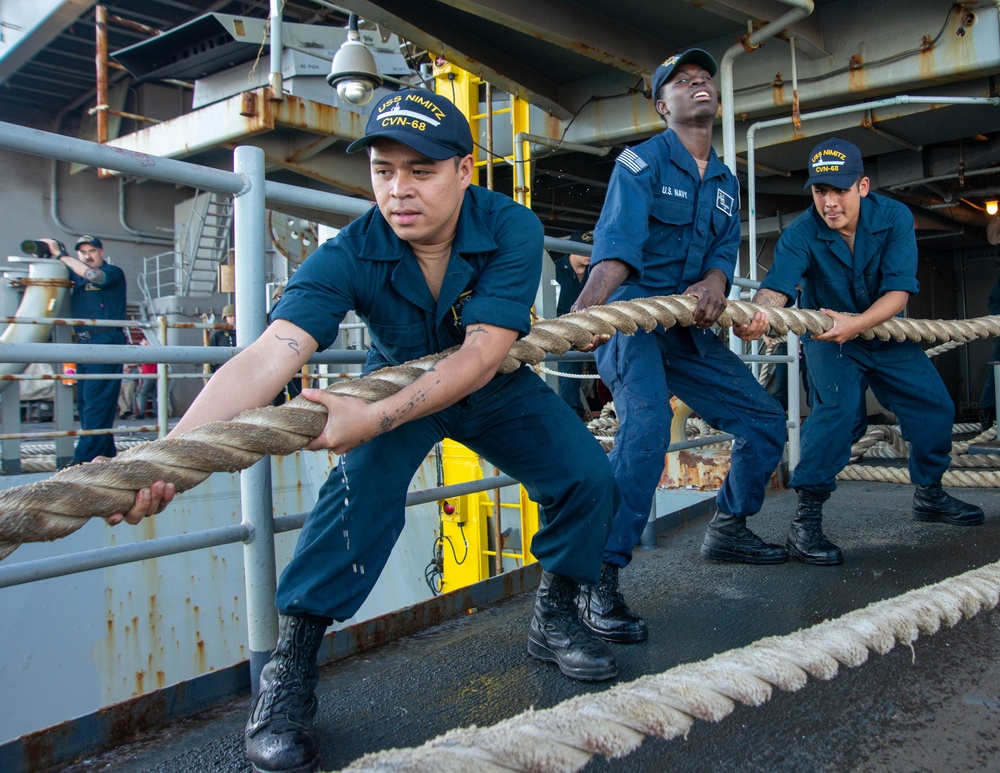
112, 89, 619, 773
551, 229, 595, 416
208, 303, 236, 374
570, 49, 788, 645
39, 235, 128, 463
737, 137, 984, 565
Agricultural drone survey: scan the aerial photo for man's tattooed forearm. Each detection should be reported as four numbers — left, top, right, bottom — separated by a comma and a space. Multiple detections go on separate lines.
377, 412, 395, 434
752, 288, 791, 308
84, 268, 105, 283
376, 382, 437, 435
273, 334, 301, 354
465, 325, 488, 338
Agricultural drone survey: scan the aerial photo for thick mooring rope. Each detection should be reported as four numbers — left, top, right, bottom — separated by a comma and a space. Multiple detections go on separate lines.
334, 559, 1000, 772
836, 466, 1000, 486
2, 295, 999, 561
848, 424, 1000, 467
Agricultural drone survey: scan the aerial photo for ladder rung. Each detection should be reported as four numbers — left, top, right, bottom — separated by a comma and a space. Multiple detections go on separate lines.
470, 107, 512, 119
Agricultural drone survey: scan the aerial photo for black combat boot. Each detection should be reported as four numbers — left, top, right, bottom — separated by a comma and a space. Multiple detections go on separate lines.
700, 510, 788, 564
578, 563, 648, 643
245, 614, 329, 773
787, 490, 843, 566
528, 571, 618, 681
980, 406, 996, 435
913, 483, 985, 526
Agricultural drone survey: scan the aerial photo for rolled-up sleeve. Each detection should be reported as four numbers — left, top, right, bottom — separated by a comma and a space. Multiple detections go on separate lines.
271, 241, 358, 350
460, 204, 542, 336
94, 264, 124, 288
761, 227, 810, 300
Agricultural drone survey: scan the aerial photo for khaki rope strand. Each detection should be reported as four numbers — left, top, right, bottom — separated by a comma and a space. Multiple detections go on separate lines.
2, 296, 999, 561
333, 559, 1000, 772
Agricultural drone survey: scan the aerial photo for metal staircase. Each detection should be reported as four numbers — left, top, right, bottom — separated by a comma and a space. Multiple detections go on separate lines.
181, 192, 233, 297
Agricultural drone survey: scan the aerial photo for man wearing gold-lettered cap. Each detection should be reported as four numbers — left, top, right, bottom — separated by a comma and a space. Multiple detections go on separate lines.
738, 137, 984, 565
114, 88, 619, 773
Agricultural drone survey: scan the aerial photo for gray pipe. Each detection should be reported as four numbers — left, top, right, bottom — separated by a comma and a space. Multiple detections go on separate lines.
269, 0, 284, 98
720, 0, 815, 176
719, 0, 815, 361
234, 146, 279, 697
118, 177, 173, 243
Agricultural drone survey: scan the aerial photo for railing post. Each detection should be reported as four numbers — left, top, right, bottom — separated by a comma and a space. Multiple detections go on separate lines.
234, 146, 278, 696
52, 326, 75, 467
0, 388, 22, 475
787, 331, 801, 471
155, 315, 169, 438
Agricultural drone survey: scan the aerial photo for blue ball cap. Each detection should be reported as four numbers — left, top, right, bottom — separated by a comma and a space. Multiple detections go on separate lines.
651, 49, 718, 99
804, 137, 865, 190
74, 235, 103, 250
347, 90, 473, 160
552, 229, 594, 258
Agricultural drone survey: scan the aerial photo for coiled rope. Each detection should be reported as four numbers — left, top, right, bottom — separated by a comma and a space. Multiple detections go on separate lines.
2, 295, 999, 561
335, 558, 1000, 772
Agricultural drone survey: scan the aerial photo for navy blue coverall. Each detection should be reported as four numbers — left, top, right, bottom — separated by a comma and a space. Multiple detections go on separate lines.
591, 129, 787, 568
761, 192, 953, 491
271, 184, 619, 622
70, 263, 127, 463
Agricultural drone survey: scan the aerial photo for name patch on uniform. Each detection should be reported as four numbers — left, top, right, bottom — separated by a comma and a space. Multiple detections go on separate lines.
616, 148, 647, 175
716, 190, 735, 216
661, 186, 690, 199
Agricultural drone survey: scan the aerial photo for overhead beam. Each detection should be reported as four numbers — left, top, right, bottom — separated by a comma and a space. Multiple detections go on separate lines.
337, 0, 571, 118
0, 0, 97, 83
104, 89, 275, 164
441, 0, 666, 74
225, 134, 374, 199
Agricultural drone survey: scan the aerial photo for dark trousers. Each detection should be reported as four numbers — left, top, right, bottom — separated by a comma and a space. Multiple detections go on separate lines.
557, 360, 586, 413
275, 366, 619, 622
595, 326, 787, 568
74, 362, 120, 462
791, 338, 953, 492
136, 378, 157, 416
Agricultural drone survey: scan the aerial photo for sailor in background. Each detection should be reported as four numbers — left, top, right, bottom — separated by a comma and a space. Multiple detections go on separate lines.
40, 235, 127, 464
551, 229, 595, 417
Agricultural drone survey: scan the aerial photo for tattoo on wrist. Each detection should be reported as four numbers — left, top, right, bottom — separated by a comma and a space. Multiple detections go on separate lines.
274, 334, 301, 354
753, 288, 790, 308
